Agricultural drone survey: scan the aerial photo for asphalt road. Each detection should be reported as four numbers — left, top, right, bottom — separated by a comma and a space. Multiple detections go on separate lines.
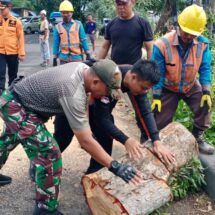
19, 33, 53, 77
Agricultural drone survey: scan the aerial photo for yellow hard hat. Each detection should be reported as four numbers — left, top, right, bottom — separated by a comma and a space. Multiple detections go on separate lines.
59, 0, 74, 12
178, 4, 207, 36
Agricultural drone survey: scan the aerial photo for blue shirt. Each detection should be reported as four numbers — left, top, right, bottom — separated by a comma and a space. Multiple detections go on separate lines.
53, 20, 89, 61
85, 20, 96, 34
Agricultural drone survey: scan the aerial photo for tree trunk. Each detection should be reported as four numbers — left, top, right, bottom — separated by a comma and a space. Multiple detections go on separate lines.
82, 122, 198, 215
194, 0, 202, 5
154, 0, 177, 34
208, 0, 215, 37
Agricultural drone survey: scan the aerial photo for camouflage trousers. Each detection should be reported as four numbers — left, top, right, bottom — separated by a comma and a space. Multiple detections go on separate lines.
0, 90, 62, 212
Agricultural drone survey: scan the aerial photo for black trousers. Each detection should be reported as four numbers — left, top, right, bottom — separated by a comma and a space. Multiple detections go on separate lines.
54, 105, 113, 173
0, 54, 19, 90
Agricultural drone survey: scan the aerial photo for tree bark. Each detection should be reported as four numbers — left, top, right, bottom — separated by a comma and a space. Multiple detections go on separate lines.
208, 0, 215, 37
82, 122, 198, 215
194, 0, 202, 5
154, 0, 177, 34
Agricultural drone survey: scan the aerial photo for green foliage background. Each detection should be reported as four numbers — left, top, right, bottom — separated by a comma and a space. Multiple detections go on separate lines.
169, 157, 206, 200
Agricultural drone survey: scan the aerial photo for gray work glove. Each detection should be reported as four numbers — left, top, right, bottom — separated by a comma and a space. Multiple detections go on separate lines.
109, 160, 137, 183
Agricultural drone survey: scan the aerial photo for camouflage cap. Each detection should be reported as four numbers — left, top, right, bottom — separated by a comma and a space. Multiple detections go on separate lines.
91, 59, 122, 99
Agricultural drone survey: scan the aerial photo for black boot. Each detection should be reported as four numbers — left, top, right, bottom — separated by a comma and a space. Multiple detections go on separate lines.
0, 174, 12, 186
29, 161, 36, 182
192, 127, 215, 155
33, 204, 64, 215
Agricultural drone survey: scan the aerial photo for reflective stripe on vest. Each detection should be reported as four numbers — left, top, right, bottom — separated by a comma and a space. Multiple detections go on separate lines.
56, 21, 81, 55
161, 37, 173, 62
196, 42, 202, 58
155, 31, 207, 93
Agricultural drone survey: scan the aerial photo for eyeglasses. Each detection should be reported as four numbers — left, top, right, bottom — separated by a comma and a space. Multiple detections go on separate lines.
115, 0, 129, 6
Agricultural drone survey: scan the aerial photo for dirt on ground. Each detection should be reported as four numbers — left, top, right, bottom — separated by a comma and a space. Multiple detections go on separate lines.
0, 99, 214, 215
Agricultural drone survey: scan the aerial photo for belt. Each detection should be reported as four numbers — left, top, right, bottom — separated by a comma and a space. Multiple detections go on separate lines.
9, 88, 49, 122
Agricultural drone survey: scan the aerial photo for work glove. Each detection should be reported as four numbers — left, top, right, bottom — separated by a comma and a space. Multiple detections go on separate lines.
53, 58, 58, 67
109, 160, 137, 183
200, 91, 212, 112
151, 96, 162, 112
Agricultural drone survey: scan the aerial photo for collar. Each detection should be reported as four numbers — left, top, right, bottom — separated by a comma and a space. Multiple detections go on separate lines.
62, 19, 74, 25
118, 12, 135, 21
0, 14, 12, 20
172, 27, 199, 46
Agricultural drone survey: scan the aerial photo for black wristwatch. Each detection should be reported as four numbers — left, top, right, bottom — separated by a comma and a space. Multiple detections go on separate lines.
109, 160, 120, 173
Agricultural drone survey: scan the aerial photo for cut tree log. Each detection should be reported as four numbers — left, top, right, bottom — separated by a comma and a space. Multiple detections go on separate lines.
82, 122, 198, 215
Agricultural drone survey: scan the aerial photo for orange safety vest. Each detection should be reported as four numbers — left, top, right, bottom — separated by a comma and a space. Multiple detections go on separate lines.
155, 30, 208, 93
56, 21, 82, 55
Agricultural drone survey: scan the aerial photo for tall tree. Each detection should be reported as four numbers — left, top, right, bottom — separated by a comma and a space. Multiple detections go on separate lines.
12, 0, 32, 8
206, 0, 215, 37
28, 0, 92, 19
84, 0, 115, 23
154, 0, 177, 34
194, 0, 202, 5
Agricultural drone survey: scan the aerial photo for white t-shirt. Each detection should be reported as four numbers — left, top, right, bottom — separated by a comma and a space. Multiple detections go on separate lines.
40, 19, 49, 40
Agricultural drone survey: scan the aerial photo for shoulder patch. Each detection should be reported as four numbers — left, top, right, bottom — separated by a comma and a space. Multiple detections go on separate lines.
100, 96, 110, 104
8, 20, 16, 27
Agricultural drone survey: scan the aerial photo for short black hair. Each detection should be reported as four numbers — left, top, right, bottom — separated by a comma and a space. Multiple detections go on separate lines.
131, 59, 160, 85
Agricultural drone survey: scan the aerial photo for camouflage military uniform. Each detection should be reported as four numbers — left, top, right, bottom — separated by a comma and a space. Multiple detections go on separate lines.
0, 90, 62, 212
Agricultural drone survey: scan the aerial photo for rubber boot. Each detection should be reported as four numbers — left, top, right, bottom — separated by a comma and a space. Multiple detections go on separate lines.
192, 127, 215, 155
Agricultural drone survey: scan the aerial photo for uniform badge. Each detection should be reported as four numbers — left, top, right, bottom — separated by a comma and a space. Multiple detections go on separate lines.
101, 96, 110, 104
8, 20, 16, 27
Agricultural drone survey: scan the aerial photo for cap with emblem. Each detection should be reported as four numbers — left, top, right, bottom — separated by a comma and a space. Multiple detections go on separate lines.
0, 0, 12, 9
91, 59, 122, 99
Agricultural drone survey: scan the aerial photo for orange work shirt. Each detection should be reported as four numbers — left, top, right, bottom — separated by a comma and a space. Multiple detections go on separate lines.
0, 15, 25, 56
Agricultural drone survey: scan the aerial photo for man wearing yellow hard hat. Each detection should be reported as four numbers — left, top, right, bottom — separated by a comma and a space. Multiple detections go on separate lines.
53, 0, 91, 64
151, 4, 214, 154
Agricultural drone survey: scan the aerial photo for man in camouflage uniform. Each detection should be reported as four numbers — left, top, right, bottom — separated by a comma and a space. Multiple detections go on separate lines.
0, 59, 141, 215
0, 90, 62, 212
